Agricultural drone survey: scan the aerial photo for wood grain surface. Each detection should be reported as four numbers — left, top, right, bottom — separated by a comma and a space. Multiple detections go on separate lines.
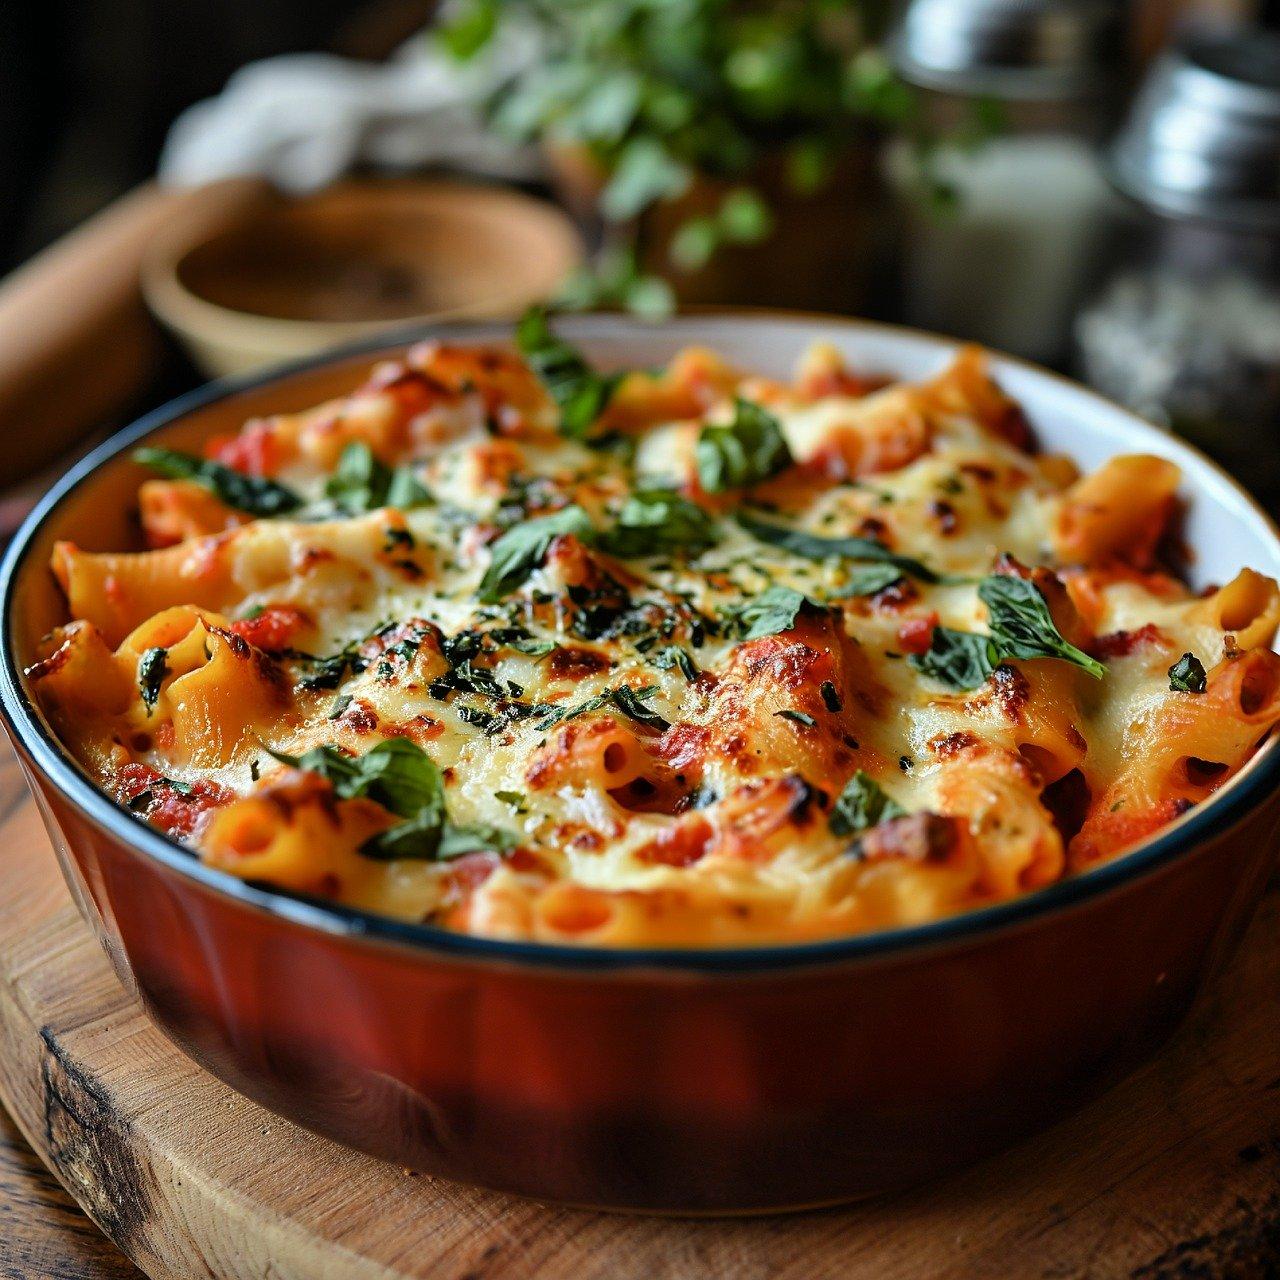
0, 741, 1277, 1280
0, 1104, 140, 1280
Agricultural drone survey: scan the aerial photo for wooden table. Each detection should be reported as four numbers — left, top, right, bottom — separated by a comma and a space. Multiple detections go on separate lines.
1, 737, 1278, 1278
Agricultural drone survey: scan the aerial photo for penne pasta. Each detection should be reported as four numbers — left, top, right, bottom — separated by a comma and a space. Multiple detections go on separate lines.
25, 332, 1280, 946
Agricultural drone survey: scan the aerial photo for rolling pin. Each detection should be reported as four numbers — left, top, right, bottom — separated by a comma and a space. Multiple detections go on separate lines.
0, 178, 269, 489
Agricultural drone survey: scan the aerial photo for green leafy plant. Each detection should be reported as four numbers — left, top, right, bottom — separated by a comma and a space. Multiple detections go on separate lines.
438, 0, 939, 310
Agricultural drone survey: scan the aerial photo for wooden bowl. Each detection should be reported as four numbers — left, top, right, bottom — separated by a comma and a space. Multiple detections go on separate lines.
142, 180, 584, 377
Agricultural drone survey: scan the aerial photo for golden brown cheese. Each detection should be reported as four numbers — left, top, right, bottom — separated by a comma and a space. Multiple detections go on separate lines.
27, 332, 1280, 947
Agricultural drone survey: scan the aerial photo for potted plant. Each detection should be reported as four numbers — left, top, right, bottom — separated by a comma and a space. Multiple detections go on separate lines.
438, 0, 935, 315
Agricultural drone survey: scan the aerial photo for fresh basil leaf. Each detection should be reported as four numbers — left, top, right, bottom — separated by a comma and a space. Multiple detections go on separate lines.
268, 739, 441, 819
363, 812, 518, 862
695, 398, 793, 492
516, 307, 621, 441
325, 441, 432, 514
599, 487, 717, 558
270, 738, 516, 862
830, 770, 906, 837
137, 646, 168, 714
909, 573, 1106, 691
831, 563, 907, 598
133, 447, 301, 517
909, 627, 998, 690
724, 585, 820, 640
358, 805, 445, 861
735, 512, 940, 583
1169, 652, 1207, 694
478, 505, 597, 603
385, 466, 434, 509
325, 441, 391, 514
435, 822, 521, 860
978, 576, 1105, 680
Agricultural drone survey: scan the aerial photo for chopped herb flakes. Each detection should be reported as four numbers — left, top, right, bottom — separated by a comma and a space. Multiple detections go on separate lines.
137, 647, 168, 713
774, 709, 816, 727
1169, 652, 1207, 694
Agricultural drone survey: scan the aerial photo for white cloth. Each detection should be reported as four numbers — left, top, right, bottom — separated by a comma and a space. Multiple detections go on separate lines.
158, 22, 543, 193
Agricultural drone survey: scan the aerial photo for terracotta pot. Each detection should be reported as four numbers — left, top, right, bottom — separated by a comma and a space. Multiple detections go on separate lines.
546, 143, 888, 313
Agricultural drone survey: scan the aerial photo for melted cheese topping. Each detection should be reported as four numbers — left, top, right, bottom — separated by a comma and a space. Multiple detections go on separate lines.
27, 335, 1280, 947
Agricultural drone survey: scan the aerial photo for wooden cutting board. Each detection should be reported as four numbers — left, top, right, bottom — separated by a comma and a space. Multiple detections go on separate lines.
0, 742, 1277, 1280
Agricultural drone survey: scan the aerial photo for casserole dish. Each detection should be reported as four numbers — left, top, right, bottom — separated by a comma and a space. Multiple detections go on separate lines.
3, 313, 1279, 1213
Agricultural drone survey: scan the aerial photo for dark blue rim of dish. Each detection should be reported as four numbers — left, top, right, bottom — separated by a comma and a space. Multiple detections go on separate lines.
4, 313, 1280, 976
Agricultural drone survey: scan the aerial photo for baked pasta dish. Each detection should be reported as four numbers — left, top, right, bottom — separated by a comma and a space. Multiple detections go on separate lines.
27, 314, 1280, 946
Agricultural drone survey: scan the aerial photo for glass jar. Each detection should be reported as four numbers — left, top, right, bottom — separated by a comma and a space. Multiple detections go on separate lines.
1075, 29, 1280, 497
885, 0, 1123, 366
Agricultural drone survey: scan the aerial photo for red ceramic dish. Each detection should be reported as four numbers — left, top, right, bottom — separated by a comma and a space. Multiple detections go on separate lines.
4, 314, 1280, 1213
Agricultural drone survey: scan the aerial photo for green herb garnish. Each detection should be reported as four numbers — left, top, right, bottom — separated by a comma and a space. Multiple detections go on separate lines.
909, 628, 997, 690
516, 307, 621, 441
653, 645, 698, 681
775, 709, 816, 727
534, 684, 669, 731
599, 486, 717, 558
735, 512, 939, 583
830, 771, 906, 837
478, 504, 596, 602
1169, 652, 1207, 694
269, 738, 516, 861
137, 647, 168, 714
324, 441, 432, 514
724, 585, 820, 640
977, 576, 1104, 678
133, 447, 301, 517
910, 573, 1106, 690
695, 398, 793, 492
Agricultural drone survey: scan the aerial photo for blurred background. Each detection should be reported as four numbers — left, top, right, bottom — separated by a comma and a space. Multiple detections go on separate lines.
3, 0, 1280, 503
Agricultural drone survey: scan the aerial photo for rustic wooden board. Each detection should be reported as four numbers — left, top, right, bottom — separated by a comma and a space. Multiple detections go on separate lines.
0, 1105, 141, 1278
1, 743, 1278, 1280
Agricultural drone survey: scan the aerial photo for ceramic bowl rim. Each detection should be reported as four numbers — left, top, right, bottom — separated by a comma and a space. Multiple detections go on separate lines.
4, 310, 1280, 975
